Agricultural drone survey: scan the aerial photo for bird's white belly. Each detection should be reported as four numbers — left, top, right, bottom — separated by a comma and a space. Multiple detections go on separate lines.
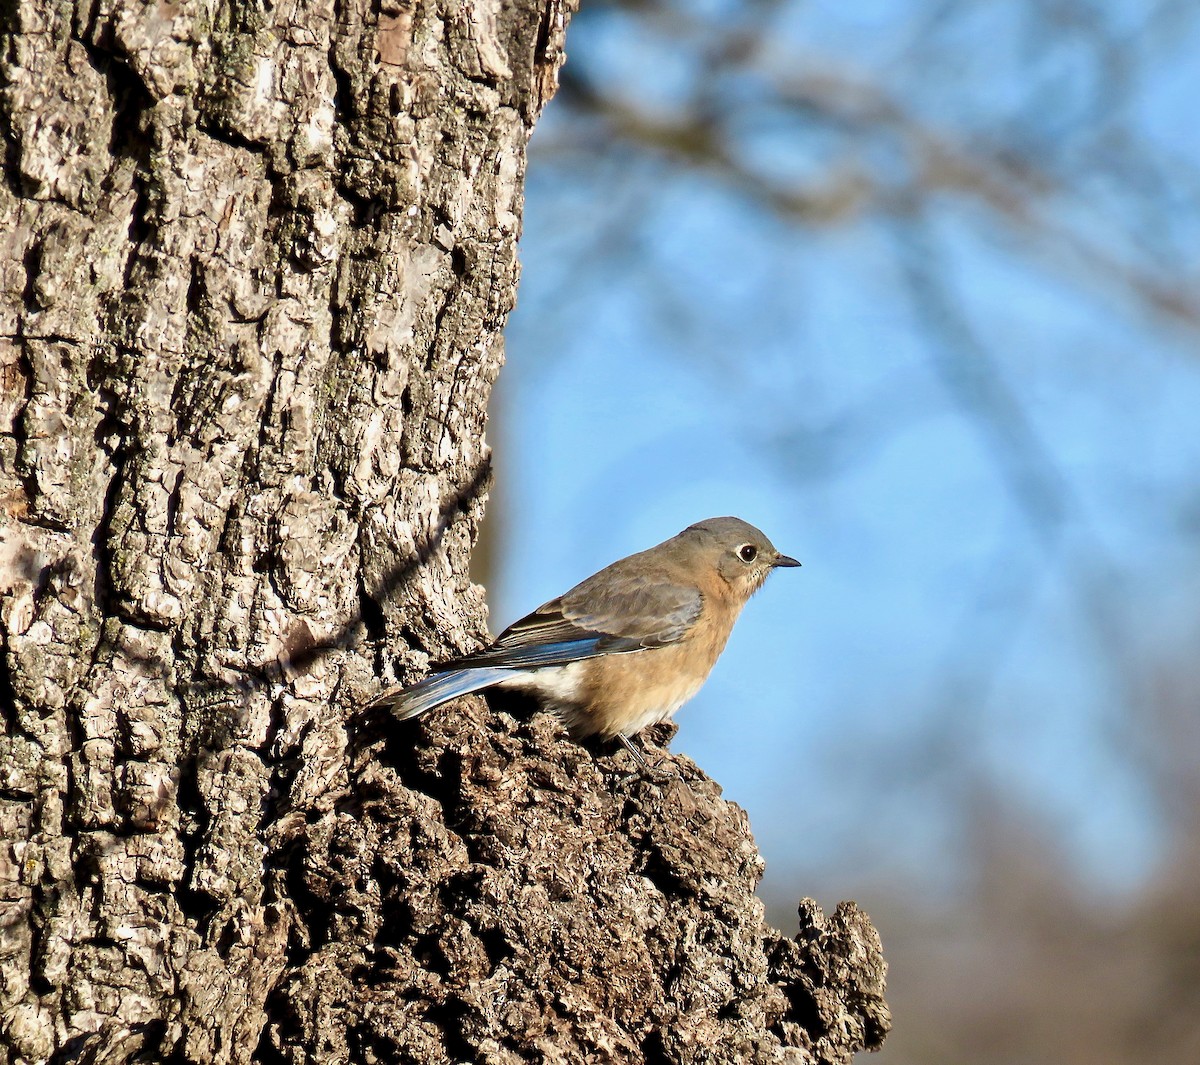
609, 687, 696, 737
496, 656, 706, 739
496, 661, 588, 705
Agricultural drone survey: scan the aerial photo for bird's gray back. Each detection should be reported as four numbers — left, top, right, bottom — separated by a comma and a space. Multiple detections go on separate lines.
559, 562, 701, 646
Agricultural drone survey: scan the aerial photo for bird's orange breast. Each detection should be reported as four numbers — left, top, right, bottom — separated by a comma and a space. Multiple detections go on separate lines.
568, 598, 740, 739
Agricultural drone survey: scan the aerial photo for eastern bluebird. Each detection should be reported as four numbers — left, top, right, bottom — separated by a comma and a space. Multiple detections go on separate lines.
368, 516, 800, 763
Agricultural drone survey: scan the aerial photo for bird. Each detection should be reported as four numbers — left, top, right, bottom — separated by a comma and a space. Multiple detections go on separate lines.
367, 516, 800, 764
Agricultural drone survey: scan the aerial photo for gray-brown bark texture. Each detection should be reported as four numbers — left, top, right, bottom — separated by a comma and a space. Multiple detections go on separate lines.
0, 1, 889, 1062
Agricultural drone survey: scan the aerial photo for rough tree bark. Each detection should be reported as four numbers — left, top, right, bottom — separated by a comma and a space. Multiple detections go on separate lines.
0, 1, 889, 1062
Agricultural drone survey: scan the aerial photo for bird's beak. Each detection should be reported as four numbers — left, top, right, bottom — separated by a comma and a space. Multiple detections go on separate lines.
773, 554, 802, 568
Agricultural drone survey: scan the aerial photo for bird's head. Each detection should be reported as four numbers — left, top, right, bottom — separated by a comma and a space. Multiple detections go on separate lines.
684, 516, 801, 600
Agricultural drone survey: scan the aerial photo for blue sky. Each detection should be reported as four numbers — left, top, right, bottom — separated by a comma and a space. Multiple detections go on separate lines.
485, 0, 1200, 907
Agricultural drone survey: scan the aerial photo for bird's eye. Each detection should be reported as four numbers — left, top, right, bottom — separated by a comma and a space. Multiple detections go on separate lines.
738, 544, 758, 563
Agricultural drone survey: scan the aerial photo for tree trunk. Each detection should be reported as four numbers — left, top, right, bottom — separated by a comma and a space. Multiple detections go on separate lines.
0, 2, 888, 1062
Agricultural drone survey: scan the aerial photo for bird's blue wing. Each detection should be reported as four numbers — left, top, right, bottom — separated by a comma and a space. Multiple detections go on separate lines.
445, 567, 702, 672
441, 618, 627, 671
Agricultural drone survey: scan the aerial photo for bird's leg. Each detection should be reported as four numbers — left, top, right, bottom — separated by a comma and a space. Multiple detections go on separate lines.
615, 734, 680, 783
616, 734, 652, 770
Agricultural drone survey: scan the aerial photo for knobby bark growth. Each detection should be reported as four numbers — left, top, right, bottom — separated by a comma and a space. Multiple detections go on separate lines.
0, 2, 888, 1062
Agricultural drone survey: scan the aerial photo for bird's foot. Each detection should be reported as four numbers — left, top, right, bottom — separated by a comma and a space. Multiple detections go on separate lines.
614, 734, 682, 784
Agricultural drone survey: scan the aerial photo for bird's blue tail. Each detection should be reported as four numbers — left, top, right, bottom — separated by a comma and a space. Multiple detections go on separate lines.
367, 667, 513, 721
